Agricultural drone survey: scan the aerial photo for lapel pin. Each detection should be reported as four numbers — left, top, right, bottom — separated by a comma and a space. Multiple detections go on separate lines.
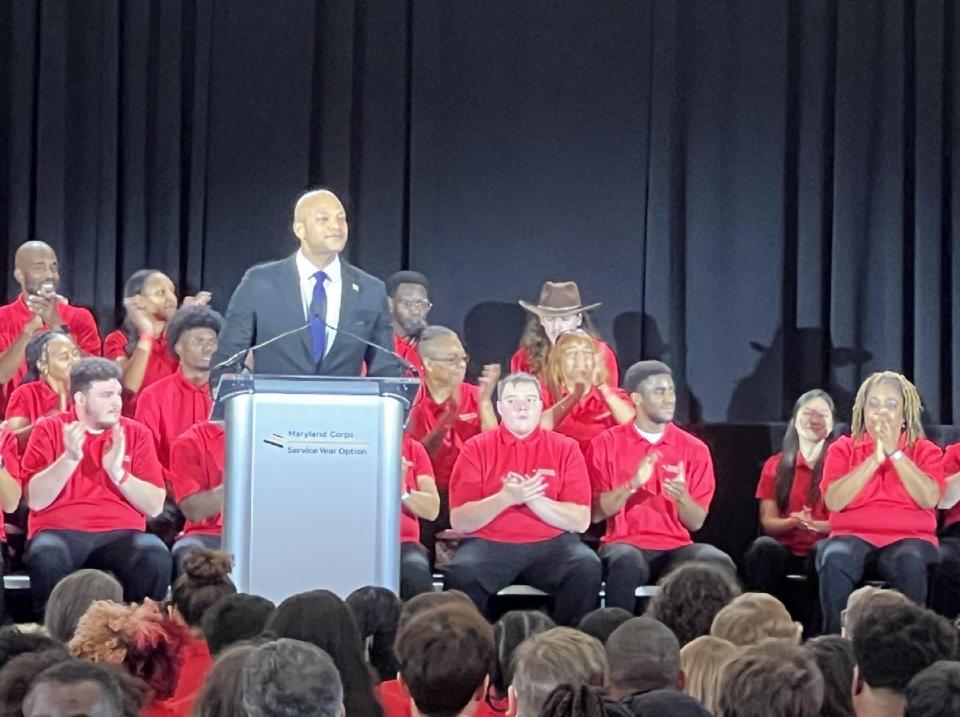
352, 283, 359, 292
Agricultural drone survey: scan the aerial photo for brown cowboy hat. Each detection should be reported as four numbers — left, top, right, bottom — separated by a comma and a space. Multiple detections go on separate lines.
518, 281, 602, 317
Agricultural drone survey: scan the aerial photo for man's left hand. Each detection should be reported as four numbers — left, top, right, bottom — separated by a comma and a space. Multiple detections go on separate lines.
102, 424, 127, 485
662, 462, 688, 503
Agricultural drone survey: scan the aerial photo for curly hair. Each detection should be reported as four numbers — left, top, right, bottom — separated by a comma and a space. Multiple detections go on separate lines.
851, 371, 925, 447
517, 313, 601, 379
646, 562, 742, 647
68, 599, 192, 702
165, 304, 224, 359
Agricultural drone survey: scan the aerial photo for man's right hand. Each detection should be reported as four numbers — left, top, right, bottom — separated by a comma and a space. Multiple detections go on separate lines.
630, 451, 659, 491
25, 293, 62, 329
63, 421, 85, 461
500, 472, 546, 506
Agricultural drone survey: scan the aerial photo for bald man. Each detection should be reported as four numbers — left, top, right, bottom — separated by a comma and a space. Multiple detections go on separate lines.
0, 242, 101, 412
212, 189, 401, 381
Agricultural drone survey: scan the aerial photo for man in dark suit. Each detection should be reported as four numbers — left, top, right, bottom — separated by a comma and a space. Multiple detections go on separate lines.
212, 189, 401, 381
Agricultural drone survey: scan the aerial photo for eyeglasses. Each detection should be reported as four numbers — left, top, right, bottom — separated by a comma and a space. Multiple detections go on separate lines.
501, 396, 542, 408
426, 354, 469, 366
397, 299, 432, 311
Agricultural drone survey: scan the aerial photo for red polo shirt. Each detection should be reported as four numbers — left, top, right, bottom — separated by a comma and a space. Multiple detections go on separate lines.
135, 370, 212, 473
510, 340, 620, 387
586, 422, 715, 550
407, 383, 484, 489
103, 329, 179, 413
394, 334, 424, 376
169, 422, 224, 537
0, 295, 101, 413
449, 425, 590, 543
20, 414, 164, 538
401, 436, 434, 544
943, 444, 960, 529
543, 386, 632, 453
0, 428, 21, 542
822, 435, 944, 547
143, 637, 213, 717
755, 452, 829, 556
5, 380, 66, 424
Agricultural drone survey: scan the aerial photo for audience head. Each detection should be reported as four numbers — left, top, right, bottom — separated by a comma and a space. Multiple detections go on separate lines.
619, 689, 713, 717
577, 607, 632, 645
710, 592, 800, 647
497, 372, 543, 437
605, 617, 682, 699
346, 585, 402, 682
22, 659, 125, 717
535, 685, 620, 717
802, 635, 855, 717
841, 586, 910, 638
775, 389, 835, 512
0, 648, 72, 716
624, 361, 675, 426
646, 562, 741, 646
14, 241, 60, 295
70, 358, 123, 430
387, 271, 431, 337
22, 330, 79, 386
44, 569, 124, 643
395, 603, 495, 717
267, 589, 381, 717
292, 188, 348, 259
852, 370, 925, 446
679, 635, 738, 715
545, 330, 602, 398
170, 549, 236, 629
398, 590, 473, 632
718, 639, 824, 717
68, 599, 191, 702
243, 638, 344, 717
165, 304, 223, 371
418, 326, 467, 388
905, 660, 960, 717
123, 269, 178, 323
509, 627, 606, 717
492, 610, 556, 696
194, 642, 259, 717
0, 626, 64, 671
202, 593, 275, 657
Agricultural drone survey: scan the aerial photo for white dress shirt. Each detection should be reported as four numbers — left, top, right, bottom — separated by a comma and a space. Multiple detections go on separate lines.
296, 250, 342, 357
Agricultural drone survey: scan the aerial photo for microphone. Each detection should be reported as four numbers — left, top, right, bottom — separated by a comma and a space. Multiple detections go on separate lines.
211, 320, 313, 372
321, 317, 420, 377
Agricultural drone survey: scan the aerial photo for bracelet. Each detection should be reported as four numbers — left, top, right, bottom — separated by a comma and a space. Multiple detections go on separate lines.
400, 490, 411, 502
889, 449, 904, 462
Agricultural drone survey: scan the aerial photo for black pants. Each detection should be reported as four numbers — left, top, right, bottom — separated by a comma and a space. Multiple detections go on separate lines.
171, 533, 222, 579
401, 542, 434, 600
929, 523, 960, 619
444, 533, 602, 625
419, 489, 450, 565
600, 542, 736, 612
743, 536, 820, 631
26, 529, 172, 618
817, 535, 939, 634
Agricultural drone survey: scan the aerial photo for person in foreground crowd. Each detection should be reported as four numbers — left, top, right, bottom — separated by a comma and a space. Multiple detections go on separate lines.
399, 434, 441, 598
346, 586, 403, 681
840, 585, 911, 639
20, 357, 170, 615
587, 360, 734, 611
193, 642, 258, 717
22, 659, 126, 717
718, 639, 824, 717
394, 603, 495, 717
406, 325, 499, 558
931, 440, 960, 618
43, 569, 123, 643
445, 371, 601, 625
744, 389, 834, 607
905, 661, 960, 717
605, 616, 683, 698
513, 281, 619, 386
540, 330, 634, 451
201, 593, 275, 658
817, 371, 943, 634
709, 592, 801, 647
212, 188, 401, 380
0, 646, 72, 716
490, 610, 556, 710
577, 606, 633, 645
679, 635, 738, 715
850, 601, 958, 717
242, 639, 345, 717
5, 330, 80, 437
386, 270, 431, 376
645, 561, 741, 646
802, 635, 856, 717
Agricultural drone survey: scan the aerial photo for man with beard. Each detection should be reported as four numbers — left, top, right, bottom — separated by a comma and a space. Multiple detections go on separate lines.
587, 361, 734, 612
20, 357, 170, 616
387, 271, 431, 376
0, 241, 102, 414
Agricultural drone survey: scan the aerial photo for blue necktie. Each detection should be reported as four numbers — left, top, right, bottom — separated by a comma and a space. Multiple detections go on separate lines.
309, 270, 328, 362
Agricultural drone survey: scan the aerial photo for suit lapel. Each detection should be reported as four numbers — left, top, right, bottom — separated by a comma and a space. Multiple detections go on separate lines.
326, 260, 360, 364
281, 255, 315, 363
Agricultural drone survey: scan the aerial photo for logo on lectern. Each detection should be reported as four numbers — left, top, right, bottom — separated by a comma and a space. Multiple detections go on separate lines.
263, 433, 285, 448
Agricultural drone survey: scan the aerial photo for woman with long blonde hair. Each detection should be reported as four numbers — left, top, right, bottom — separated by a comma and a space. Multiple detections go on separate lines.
680, 635, 738, 715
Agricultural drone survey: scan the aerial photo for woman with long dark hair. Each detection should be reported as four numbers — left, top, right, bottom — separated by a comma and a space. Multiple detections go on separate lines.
743, 390, 835, 604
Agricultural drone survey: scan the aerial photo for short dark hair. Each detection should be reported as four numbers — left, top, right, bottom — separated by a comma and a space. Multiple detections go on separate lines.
718, 639, 824, 717
491, 610, 556, 695
623, 360, 672, 394
0, 626, 64, 671
646, 562, 741, 647
24, 659, 125, 717
194, 643, 259, 717
202, 594, 276, 657
165, 305, 224, 358
852, 602, 958, 692
577, 607, 633, 645
905, 660, 960, 717
802, 636, 855, 717
606, 617, 680, 695
346, 586, 402, 682
242, 638, 344, 717
397, 590, 474, 633
0, 649, 73, 716
386, 271, 429, 297
70, 357, 121, 396
395, 604, 494, 717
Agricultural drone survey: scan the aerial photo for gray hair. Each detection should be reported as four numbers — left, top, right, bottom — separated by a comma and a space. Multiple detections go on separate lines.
242, 639, 344, 717
497, 371, 541, 399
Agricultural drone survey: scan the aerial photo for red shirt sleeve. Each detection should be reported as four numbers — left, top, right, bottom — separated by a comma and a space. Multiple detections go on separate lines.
585, 434, 613, 493
403, 439, 435, 492
406, 404, 430, 442
127, 423, 164, 488
755, 454, 780, 500
821, 438, 854, 490
5, 385, 31, 421
68, 309, 102, 356
945, 445, 960, 478
169, 431, 206, 501
0, 429, 21, 482
21, 417, 60, 485
685, 442, 716, 509
556, 441, 591, 506
103, 330, 126, 360
912, 439, 945, 489
449, 438, 484, 508
601, 342, 620, 387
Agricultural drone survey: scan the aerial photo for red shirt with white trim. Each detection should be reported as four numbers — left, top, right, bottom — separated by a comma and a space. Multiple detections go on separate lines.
103, 329, 179, 414
0, 295, 101, 413
20, 414, 164, 538
449, 425, 591, 543
135, 369, 212, 472
586, 422, 716, 550
510, 340, 620, 387
943, 444, 960, 529
821, 434, 944, 547
755, 452, 829, 556
401, 436, 434, 544
406, 383, 483, 489
169, 421, 224, 537
5, 380, 66, 424
542, 386, 632, 453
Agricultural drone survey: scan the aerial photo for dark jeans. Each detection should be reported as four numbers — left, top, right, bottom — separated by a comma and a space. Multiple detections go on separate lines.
419, 489, 450, 565
601, 542, 736, 612
401, 542, 434, 600
817, 535, 940, 634
743, 536, 820, 632
929, 522, 960, 619
444, 533, 602, 625
26, 529, 172, 618
171, 533, 222, 579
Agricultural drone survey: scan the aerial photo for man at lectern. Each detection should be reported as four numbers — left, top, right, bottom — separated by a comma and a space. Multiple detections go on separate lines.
212, 189, 402, 380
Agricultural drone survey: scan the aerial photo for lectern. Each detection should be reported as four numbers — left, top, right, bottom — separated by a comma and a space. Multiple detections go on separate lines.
213, 374, 420, 604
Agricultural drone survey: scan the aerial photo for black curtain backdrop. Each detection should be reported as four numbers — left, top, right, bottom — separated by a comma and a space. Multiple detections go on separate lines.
1, 0, 958, 424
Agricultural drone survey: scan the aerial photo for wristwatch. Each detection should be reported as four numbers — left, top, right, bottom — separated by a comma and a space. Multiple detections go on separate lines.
889, 449, 904, 462
400, 491, 412, 502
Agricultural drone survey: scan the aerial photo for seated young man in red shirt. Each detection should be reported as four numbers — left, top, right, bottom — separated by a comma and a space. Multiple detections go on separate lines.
0, 241, 101, 415
587, 360, 735, 612
399, 435, 441, 599
386, 271, 431, 376
20, 357, 170, 617
817, 371, 944, 634
406, 326, 499, 559
445, 371, 600, 626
